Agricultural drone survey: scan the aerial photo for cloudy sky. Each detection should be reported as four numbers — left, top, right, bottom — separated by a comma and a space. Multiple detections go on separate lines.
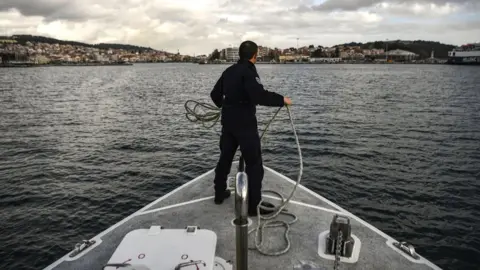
0, 0, 479, 55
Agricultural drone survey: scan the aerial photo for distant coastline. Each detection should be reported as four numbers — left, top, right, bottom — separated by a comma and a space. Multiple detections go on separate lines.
197, 60, 449, 65
0, 62, 134, 68
0, 35, 460, 68
1, 61, 454, 68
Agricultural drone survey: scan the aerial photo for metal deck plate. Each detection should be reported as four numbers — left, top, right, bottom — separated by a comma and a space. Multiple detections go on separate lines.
44, 165, 441, 270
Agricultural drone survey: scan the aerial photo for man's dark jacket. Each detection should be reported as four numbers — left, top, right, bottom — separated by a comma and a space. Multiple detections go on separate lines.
210, 59, 284, 131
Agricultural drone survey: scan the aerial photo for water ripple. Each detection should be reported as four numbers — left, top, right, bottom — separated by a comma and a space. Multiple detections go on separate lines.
0, 64, 479, 270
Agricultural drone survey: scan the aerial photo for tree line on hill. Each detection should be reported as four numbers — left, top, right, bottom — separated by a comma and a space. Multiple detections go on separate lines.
209, 40, 456, 61
10, 35, 455, 59
3, 35, 156, 53
308, 40, 456, 59
335, 40, 456, 59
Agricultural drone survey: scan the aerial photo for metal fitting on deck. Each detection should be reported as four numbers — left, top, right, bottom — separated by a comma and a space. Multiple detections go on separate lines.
234, 171, 249, 270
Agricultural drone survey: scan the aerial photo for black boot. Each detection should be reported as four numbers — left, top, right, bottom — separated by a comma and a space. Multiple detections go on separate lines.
214, 190, 231, 204
248, 201, 276, 217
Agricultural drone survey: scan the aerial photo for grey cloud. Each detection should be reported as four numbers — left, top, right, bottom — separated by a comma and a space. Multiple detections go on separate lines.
219, 0, 314, 11
0, 0, 99, 22
448, 19, 480, 31
312, 0, 476, 11
144, 6, 193, 24
0, 0, 69, 17
1, 0, 478, 54
185, 25, 211, 39
220, 0, 235, 8
247, 16, 317, 31
241, 6, 383, 34
126, 26, 228, 53
218, 3, 478, 46
363, 20, 480, 44
313, 0, 382, 11
219, 15, 368, 41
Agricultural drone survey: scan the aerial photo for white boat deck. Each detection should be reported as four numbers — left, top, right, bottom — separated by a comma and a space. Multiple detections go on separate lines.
44, 164, 441, 270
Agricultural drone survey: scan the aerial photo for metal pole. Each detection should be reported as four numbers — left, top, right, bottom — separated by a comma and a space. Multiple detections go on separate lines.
235, 217, 248, 270
238, 156, 245, 172
234, 158, 248, 270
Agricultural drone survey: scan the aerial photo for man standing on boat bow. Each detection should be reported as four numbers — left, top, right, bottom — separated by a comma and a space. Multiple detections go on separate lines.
210, 40, 292, 216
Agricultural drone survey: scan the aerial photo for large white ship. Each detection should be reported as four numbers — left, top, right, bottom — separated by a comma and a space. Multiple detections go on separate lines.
447, 43, 480, 65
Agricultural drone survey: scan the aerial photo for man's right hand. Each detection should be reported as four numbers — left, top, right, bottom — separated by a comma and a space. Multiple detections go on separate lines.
284, 97, 292, 106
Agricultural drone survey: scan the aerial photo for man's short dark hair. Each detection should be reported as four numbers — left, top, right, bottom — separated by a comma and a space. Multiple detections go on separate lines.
239, 41, 258, 60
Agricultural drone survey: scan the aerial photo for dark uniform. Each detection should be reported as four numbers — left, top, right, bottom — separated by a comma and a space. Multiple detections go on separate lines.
210, 58, 284, 214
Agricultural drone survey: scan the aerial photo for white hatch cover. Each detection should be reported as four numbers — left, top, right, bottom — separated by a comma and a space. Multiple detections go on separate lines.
104, 226, 217, 270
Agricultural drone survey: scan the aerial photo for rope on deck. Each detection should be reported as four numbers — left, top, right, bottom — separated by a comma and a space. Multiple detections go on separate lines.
184, 100, 303, 256
249, 105, 303, 256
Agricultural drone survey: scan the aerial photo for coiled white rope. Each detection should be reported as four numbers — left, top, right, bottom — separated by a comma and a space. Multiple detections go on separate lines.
184, 100, 303, 256
249, 105, 303, 256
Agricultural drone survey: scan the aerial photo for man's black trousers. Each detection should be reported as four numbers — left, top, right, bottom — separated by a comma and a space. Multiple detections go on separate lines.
213, 127, 264, 212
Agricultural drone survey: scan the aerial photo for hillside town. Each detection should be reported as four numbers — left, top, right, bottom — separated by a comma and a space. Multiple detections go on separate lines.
0, 38, 189, 65
207, 45, 391, 64
207, 41, 445, 64
0, 36, 445, 67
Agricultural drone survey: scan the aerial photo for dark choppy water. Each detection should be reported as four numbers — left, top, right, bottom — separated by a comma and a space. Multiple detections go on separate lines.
1, 63, 479, 270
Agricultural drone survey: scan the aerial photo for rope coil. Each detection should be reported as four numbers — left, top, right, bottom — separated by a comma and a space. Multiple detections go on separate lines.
184, 100, 221, 129
249, 105, 303, 256
184, 99, 303, 256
